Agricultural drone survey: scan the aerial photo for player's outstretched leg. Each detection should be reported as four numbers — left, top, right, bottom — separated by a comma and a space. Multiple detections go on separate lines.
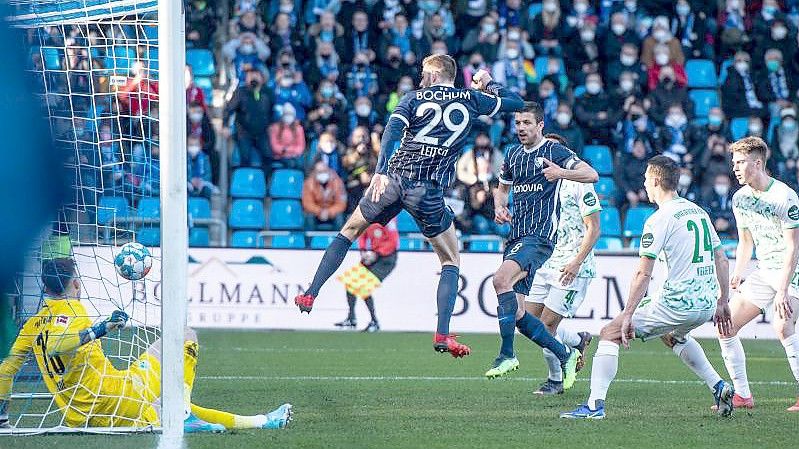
295, 208, 371, 313
190, 403, 293, 429
515, 312, 579, 387
429, 226, 470, 357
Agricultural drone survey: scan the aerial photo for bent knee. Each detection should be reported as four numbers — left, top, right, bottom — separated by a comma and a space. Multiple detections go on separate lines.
493, 273, 514, 292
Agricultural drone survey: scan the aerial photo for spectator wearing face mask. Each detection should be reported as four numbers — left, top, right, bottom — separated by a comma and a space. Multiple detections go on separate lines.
698, 139, 733, 194
769, 107, 799, 178
491, 40, 533, 97
657, 105, 696, 165
267, 0, 301, 27
755, 18, 798, 72
422, 12, 458, 54
564, 19, 601, 84
302, 160, 348, 231
455, 132, 503, 187
341, 130, 377, 213
602, 12, 640, 63
675, 167, 700, 202
377, 45, 415, 95
756, 49, 796, 118
717, 0, 750, 59
461, 16, 501, 63
307, 80, 348, 140
614, 102, 658, 154
702, 174, 736, 237
691, 107, 731, 158
270, 12, 305, 59
641, 16, 686, 69
385, 76, 414, 115
346, 51, 379, 101
186, 0, 217, 49
752, 2, 792, 56
223, 32, 269, 85
610, 71, 642, 118
272, 70, 313, 121
224, 69, 273, 178
462, 53, 490, 90
671, 0, 712, 59
307, 11, 344, 53
307, 41, 340, 86
544, 102, 585, 156
534, 77, 560, 129
338, 10, 377, 64
369, 0, 410, 32
315, 130, 347, 181
575, 72, 615, 145
378, 13, 421, 65
411, 0, 455, 44
268, 103, 306, 168
647, 64, 693, 125
530, 0, 571, 56
187, 102, 218, 184
347, 97, 379, 135
184, 65, 207, 112
605, 43, 646, 90
187, 135, 215, 199
230, 9, 266, 40
615, 138, 650, 210
722, 51, 768, 120
646, 44, 687, 91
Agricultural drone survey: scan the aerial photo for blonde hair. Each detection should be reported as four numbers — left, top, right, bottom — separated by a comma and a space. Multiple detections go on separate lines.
422, 54, 457, 82
729, 136, 769, 163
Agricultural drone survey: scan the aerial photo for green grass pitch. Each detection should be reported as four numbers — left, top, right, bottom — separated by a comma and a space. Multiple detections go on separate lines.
4, 330, 797, 449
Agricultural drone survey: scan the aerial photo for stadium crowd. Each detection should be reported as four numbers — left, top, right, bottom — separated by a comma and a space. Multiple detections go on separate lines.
28, 0, 799, 245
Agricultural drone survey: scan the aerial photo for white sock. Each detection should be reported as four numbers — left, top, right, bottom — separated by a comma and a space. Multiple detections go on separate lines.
781, 334, 799, 384
673, 336, 722, 390
587, 340, 619, 409
557, 327, 582, 347
543, 348, 563, 381
719, 336, 751, 398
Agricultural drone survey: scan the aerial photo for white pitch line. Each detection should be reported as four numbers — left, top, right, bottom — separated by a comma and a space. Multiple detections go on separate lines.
196, 375, 796, 386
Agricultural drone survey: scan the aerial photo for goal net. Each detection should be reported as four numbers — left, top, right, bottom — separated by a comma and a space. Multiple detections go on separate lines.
2, 0, 179, 435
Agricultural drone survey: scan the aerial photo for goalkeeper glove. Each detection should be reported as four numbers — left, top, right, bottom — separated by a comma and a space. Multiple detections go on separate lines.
89, 310, 129, 340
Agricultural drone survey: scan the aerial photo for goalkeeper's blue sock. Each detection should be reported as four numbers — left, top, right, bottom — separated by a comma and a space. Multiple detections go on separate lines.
516, 312, 569, 361
497, 291, 518, 359
307, 233, 351, 297
435, 265, 459, 335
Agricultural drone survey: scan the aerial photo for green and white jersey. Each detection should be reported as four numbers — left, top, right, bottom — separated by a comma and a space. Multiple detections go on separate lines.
732, 178, 799, 271
542, 180, 602, 278
639, 197, 721, 312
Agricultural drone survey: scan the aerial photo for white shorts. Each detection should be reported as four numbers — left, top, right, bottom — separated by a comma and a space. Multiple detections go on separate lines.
739, 269, 799, 311
525, 269, 591, 318
632, 297, 715, 342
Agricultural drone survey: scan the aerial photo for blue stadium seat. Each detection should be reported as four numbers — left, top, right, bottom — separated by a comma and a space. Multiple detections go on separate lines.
399, 237, 426, 251
685, 59, 718, 88
600, 207, 622, 237
688, 89, 720, 117
595, 236, 623, 251
230, 168, 266, 198
528, 2, 542, 18
136, 227, 160, 247
583, 145, 613, 175
41, 47, 61, 70
230, 230, 260, 248
310, 235, 337, 249
97, 196, 129, 225
186, 49, 215, 77
268, 199, 303, 230
269, 169, 304, 199
228, 199, 265, 230
470, 239, 501, 252
136, 197, 160, 219
396, 209, 420, 233
595, 177, 617, 205
188, 197, 211, 219
271, 233, 306, 249
629, 238, 640, 249
730, 117, 749, 140
193, 76, 212, 101
189, 227, 210, 247
143, 25, 158, 41
623, 206, 655, 238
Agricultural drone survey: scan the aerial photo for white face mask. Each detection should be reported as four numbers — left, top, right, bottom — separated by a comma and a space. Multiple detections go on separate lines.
240, 43, 255, 55
280, 77, 293, 88
679, 174, 691, 187
316, 172, 330, 184
625, 0, 637, 11
320, 141, 335, 154
714, 184, 730, 196
586, 82, 601, 95
574, 2, 588, 14
281, 114, 295, 124
666, 114, 686, 128
612, 24, 626, 36
187, 145, 201, 157
653, 29, 669, 42
556, 112, 571, 126
621, 54, 637, 66
581, 30, 595, 41
735, 61, 749, 73
620, 79, 634, 92
189, 112, 203, 123
655, 53, 669, 66
508, 30, 521, 41
505, 48, 520, 59
543, 1, 558, 13
773, 26, 788, 40
749, 124, 763, 135
676, 4, 690, 16
356, 105, 371, 117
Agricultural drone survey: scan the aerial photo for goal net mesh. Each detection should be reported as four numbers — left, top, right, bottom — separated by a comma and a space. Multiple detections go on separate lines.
4, 0, 165, 434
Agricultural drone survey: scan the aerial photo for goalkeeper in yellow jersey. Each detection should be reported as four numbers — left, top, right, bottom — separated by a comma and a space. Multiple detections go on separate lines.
0, 258, 292, 432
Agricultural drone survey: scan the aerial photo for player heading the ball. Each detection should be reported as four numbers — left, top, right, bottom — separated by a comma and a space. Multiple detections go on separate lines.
294, 54, 525, 357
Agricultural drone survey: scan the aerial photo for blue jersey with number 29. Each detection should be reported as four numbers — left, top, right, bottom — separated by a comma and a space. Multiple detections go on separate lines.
386, 85, 505, 187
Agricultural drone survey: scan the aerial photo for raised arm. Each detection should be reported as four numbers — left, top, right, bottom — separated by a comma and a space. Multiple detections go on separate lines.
542, 160, 599, 184
48, 310, 129, 356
